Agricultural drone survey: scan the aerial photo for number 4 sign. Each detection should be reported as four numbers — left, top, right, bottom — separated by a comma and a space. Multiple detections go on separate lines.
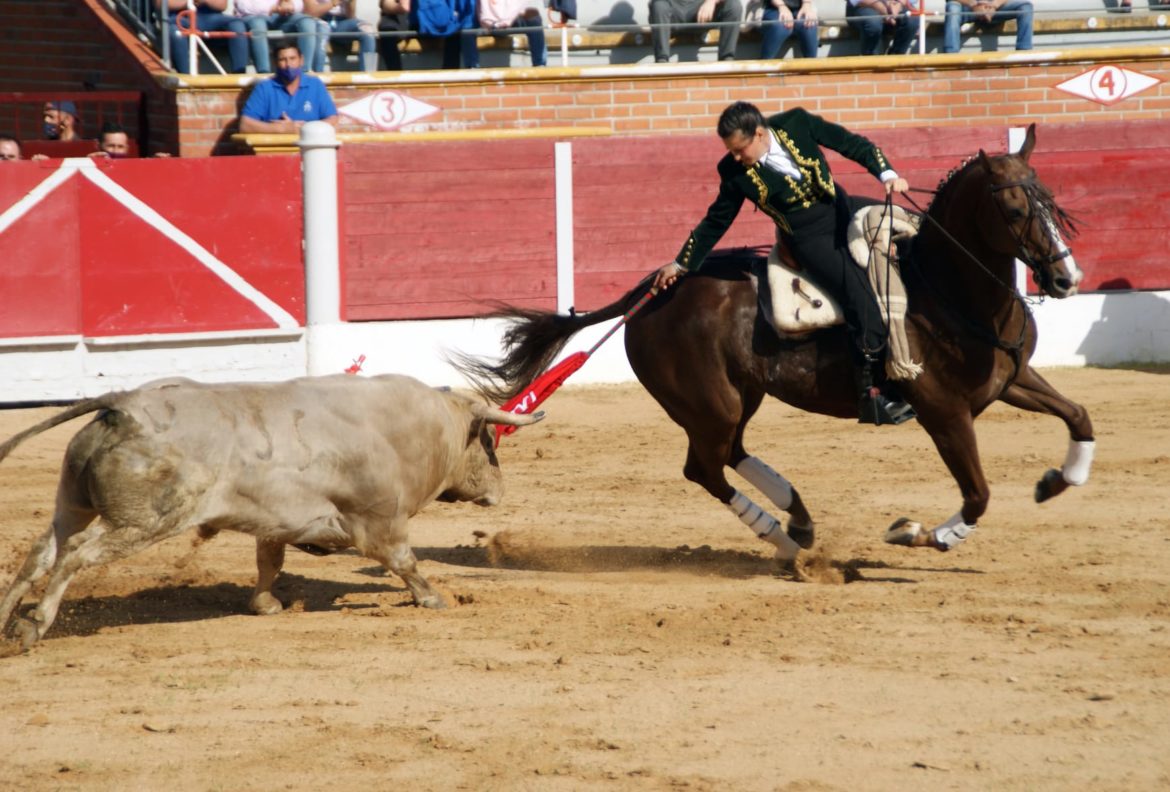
1055, 65, 1162, 106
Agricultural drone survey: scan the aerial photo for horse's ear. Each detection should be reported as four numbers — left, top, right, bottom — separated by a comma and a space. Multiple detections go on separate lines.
1018, 123, 1037, 162
978, 149, 992, 171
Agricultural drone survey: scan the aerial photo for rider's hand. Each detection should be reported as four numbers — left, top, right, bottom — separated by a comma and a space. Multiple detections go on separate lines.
654, 261, 685, 291
885, 176, 910, 195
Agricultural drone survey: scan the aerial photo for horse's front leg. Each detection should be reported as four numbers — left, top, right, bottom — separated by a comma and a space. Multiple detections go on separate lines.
885, 411, 988, 552
999, 365, 1095, 503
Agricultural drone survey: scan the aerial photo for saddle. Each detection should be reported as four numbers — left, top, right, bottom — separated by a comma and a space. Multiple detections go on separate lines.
756, 204, 924, 381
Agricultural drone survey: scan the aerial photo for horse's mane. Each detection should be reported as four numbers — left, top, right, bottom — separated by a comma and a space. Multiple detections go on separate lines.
923, 151, 1079, 241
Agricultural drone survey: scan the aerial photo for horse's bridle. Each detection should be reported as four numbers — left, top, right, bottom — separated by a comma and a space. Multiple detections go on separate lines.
988, 177, 1074, 284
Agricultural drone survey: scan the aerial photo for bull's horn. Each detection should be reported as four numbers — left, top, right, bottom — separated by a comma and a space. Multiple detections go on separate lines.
473, 404, 546, 427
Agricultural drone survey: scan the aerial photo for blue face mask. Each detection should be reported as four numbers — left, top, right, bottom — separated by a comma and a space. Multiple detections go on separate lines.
276, 66, 302, 84
43, 122, 61, 140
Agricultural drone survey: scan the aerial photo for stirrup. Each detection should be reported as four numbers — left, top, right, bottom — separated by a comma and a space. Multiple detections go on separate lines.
858, 388, 917, 426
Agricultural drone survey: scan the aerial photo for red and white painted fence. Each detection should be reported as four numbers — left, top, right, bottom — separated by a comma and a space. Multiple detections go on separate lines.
1, 122, 1168, 402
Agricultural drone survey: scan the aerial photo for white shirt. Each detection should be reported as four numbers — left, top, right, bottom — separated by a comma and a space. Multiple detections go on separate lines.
760, 134, 802, 180
760, 129, 900, 184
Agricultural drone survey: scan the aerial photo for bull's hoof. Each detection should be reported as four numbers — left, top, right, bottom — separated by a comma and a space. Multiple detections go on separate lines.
249, 592, 284, 616
13, 617, 40, 651
883, 517, 935, 549
788, 520, 816, 550
416, 594, 447, 610
0, 638, 28, 658
1034, 468, 1068, 503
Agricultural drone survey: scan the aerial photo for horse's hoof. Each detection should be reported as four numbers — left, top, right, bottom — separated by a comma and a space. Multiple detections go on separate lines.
883, 517, 932, 548
788, 520, 816, 550
1034, 468, 1067, 503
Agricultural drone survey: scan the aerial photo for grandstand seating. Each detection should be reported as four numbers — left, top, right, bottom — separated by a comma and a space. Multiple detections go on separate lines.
137, 0, 1170, 72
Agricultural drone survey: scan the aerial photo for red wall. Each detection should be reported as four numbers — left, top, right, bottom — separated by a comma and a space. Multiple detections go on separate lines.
0, 157, 304, 339
340, 120, 1170, 319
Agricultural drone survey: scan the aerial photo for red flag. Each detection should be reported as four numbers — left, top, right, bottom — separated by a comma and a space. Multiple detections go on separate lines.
494, 351, 588, 447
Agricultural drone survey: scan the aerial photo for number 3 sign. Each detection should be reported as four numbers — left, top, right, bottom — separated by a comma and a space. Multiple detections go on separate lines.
1055, 65, 1162, 106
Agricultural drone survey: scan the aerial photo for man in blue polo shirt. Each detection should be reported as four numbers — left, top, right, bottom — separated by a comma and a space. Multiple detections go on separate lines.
239, 42, 339, 134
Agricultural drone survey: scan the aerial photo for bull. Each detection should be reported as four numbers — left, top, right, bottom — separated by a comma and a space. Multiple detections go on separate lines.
0, 374, 542, 653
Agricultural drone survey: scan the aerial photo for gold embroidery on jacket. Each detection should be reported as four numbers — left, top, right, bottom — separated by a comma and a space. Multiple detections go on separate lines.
774, 128, 836, 201
746, 165, 792, 235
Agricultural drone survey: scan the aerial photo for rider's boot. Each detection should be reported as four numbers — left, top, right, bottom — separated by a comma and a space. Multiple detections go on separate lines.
856, 352, 917, 426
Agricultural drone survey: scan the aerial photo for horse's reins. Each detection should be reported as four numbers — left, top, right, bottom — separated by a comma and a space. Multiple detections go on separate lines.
891, 187, 1032, 355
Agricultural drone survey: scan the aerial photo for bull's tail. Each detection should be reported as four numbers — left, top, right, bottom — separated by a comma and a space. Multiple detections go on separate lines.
449, 275, 657, 404
0, 397, 114, 465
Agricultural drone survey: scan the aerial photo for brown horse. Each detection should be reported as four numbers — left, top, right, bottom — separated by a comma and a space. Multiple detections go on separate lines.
454, 124, 1094, 563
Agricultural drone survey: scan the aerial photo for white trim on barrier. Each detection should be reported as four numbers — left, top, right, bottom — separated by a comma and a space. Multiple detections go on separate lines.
0, 335, 84, 349
84, 328, 305, 347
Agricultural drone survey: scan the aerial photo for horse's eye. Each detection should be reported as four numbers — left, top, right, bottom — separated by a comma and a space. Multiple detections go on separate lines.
1006, 208, 1026, 221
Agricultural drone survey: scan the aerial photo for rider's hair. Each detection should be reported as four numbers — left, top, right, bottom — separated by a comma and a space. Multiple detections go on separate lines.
717, 101, 766, 140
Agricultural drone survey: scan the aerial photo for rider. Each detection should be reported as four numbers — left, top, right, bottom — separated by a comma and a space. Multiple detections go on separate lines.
653, 101, 916, 426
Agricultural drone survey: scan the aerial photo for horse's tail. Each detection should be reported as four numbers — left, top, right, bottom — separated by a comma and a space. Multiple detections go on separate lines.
449, 275, 657, 404
0, 397, 112, 465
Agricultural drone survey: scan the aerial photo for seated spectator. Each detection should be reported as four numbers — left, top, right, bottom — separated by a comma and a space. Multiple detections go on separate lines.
233, 0, 334, 73
43, 101, 83, 142
942, 0, 1032, 53
760, 0, 818, 59
90, 122, 133, 158
476, 0, 547, 67
0, 133, 22, 161
378, 0, 411, 70
404, 0, 479, 70
320, 0, 378, 71
239, 41, 339, 133
162, 0, 250, 74
648, 0, 743, 63
845, 0, 919, 55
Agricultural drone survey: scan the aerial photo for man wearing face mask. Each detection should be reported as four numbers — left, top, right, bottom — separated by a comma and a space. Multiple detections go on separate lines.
43, 101, 83, 142
239, 42, 339, 134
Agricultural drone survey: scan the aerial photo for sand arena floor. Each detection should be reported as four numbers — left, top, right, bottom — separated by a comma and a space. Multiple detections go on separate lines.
0, 366, 1167, 791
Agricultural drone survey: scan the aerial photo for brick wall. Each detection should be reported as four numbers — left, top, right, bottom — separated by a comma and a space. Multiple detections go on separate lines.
0, 0, 176, 155
177, 49, 1170, 156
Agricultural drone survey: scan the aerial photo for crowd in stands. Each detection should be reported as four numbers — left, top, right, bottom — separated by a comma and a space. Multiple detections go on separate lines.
159, 0, 1051, 74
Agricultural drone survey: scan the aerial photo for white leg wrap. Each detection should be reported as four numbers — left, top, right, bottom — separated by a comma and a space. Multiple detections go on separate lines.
1061, 439, 1095, 486
733, 457, 794, 511
728, 490, 801, 561
931, 511, 975, 551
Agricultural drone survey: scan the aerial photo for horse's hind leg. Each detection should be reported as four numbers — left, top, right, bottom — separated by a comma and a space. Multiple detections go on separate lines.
672, 389, 802, 562
999, 365, 1095, 503
727, 391, 816, 549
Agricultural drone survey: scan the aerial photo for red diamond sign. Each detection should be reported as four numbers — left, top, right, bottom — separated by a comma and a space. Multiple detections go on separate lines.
1055, 65, 1162, 106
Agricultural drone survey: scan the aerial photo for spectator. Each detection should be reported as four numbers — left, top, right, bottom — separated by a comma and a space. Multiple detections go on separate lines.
89, 122, 133, 159
845, 0, 919, 56
43, 101, 82, 142
942, 0, 1032, 53
0, 133, 22, 161
234, 0, 334, 73
476, 0, 547, 67
649, 0, 743, 62
320, 0, 379, 71
162, 0, 250, 74
239, 41, 339, 133
378, 0, 411, 69
760, 0, 818, 59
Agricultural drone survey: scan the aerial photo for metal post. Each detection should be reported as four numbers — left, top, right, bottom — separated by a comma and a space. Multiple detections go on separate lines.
299, 122, 342, 374
554, 141, 575, 315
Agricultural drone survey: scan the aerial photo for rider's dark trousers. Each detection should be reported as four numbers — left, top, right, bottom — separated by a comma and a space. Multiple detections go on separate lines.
781, 191, 888, 358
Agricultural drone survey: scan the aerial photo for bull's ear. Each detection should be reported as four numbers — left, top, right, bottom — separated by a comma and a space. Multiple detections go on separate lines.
1018, 123, 1037, 162
467, 416, 488, 447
